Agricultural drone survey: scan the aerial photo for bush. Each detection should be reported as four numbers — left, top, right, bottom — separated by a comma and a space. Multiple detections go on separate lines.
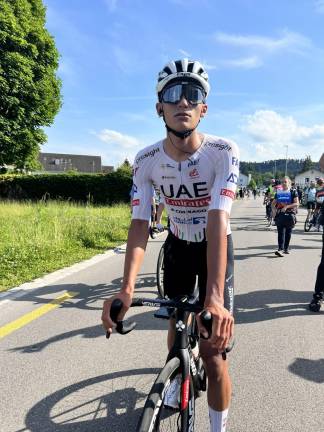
0, 171, 132, 204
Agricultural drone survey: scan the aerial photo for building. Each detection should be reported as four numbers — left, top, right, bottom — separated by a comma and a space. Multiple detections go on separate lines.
238, 173, 251, 187
294, 169, 324, 187
38, 152, 113, 174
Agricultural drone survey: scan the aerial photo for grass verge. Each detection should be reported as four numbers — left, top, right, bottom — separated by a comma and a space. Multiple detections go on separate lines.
0, 201, 131, 292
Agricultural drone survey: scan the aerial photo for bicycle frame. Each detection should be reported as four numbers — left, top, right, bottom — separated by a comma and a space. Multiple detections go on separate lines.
166, 306, 196, 429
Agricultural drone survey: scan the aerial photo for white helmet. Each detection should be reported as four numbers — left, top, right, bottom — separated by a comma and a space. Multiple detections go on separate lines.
156, 59, 210, 97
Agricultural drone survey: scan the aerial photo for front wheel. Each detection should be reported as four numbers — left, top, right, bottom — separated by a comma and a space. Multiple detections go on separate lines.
136, 357, 196, 431
304, 218, 312, 232
156, 244, 165, 298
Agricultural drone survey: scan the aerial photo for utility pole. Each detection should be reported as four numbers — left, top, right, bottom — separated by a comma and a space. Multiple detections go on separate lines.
284, 145, 288, 176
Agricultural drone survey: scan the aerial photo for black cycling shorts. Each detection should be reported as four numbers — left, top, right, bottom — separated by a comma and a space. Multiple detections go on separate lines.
163, 232, 234, 315
307, 201, 315, 210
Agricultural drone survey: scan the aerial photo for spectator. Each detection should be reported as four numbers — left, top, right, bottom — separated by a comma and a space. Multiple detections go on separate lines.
272, 176, 299, 256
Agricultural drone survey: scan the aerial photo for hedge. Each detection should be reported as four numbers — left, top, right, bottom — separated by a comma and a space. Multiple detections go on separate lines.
0, 171, 132, 204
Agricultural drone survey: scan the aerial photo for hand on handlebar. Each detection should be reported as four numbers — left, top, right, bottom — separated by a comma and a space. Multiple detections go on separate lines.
198, 302, 234, 352
101, 292, 132, 338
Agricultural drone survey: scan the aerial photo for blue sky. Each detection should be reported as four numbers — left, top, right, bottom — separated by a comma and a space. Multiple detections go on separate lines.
43, 0, 324, 167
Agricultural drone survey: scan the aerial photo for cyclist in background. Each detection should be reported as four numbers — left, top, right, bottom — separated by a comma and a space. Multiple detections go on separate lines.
304, 181, 317, 220
102, 58, 239, 432
263, 179, 276, 220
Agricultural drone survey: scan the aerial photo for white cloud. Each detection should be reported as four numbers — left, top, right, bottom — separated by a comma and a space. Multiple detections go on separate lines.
96, 129, 141, 149
241, 110, 324, 159
93, 129, 145, 165
213, 30, 312, 54
178, 49, 191, 57
315, 0, 324, 13
206, 56, 263, 70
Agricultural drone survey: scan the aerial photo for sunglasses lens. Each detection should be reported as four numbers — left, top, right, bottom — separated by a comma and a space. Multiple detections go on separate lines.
161, 84, 205, 104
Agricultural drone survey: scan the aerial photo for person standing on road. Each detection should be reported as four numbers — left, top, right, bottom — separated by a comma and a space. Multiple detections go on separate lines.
272, 176, 299, 257
309, 154, 324, 312
102, 58, 239, 432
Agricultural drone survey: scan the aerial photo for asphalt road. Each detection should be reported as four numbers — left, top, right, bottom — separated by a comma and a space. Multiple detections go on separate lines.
1, 197, 323, 432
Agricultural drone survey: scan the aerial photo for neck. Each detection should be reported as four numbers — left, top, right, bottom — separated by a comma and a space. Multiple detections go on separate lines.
164, 131, 204, 161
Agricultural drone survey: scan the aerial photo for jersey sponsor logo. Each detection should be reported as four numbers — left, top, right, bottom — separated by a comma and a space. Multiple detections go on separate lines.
220, 188, 235, 199
162, 175, 176, 179
193, 216, 206, 224
232, 156, 239, 166
160, 182, 209, 199
188, 158, 199, 167
165, 196, 211, 207
173, 216, 206, 225
160, 163, 175, 169
171, 208, 206, 214
135, 147, 160, 164
132, 199, 140, 206
189, 168, 199, 178
227, 172, 238, 184
206, 141, 232, 151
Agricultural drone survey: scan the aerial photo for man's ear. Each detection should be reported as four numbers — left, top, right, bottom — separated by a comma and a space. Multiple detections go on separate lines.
156, 102, 163, 117
200, 104, 208, 118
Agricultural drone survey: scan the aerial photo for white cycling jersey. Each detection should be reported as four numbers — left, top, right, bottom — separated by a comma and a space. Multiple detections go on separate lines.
131, 134, 239, 242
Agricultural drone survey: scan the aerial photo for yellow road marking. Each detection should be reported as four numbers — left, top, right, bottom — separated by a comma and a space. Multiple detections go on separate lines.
0, 291, 78, 339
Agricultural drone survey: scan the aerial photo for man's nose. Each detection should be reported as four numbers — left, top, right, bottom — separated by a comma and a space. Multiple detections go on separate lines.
177, 95, 190, 107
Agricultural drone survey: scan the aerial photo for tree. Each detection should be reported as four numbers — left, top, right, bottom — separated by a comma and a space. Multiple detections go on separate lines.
0, 0, 62, 169
301, 155, 313, 173
248, 178, 257, 190
116, 158, 132, 176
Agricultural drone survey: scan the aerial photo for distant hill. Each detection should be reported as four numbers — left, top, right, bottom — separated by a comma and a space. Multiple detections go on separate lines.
240, 158, 320, 178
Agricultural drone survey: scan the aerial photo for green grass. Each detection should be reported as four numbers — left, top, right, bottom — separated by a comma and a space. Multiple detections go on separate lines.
0, 201, 131, 292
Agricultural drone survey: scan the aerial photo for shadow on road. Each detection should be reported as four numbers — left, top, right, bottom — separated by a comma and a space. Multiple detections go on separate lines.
8, 296, 167, 353
288, 358, 324, 384
9, 272, 158, 311
234, 289, 323, 324
15, 368, 160, 432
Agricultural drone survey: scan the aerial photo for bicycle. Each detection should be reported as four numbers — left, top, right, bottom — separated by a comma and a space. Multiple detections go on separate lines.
304, 210, 321, 232
108, 295, 231, 431
149, 225, 167, 298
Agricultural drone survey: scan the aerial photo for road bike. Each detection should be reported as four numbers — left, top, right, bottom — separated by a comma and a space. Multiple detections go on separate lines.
304, 210, 321, 232
149, 226, 167, 298
108, 296, 231, 431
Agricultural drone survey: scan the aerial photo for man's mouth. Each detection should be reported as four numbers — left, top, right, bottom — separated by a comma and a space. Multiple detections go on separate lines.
175, 113, 191, 118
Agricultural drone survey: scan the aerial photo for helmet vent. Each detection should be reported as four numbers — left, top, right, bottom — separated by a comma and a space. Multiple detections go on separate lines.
175, 60, 183, 72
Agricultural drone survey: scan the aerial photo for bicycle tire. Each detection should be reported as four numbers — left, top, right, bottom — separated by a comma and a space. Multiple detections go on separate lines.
156, 244, 165, 298
136, 357, 196, 431
304, 219, 312, 232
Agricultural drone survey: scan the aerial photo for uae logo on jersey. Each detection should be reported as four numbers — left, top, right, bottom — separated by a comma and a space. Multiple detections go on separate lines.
189, 168, 199, 178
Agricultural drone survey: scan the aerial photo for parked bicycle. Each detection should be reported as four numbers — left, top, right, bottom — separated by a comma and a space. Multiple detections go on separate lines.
108, 295, 232, 431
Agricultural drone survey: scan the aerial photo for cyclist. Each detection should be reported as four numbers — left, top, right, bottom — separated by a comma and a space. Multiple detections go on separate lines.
102, 58, 239, 432
304, 181, 317, 220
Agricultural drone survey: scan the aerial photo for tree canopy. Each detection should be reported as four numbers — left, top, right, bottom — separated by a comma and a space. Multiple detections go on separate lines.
0, 0, 62, 169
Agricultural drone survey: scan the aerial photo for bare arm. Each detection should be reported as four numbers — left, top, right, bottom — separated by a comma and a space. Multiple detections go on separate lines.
156, 202, 165, 225
205, 209, 228, 305
102, 219, 149, 334
198, 209, 233, 351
